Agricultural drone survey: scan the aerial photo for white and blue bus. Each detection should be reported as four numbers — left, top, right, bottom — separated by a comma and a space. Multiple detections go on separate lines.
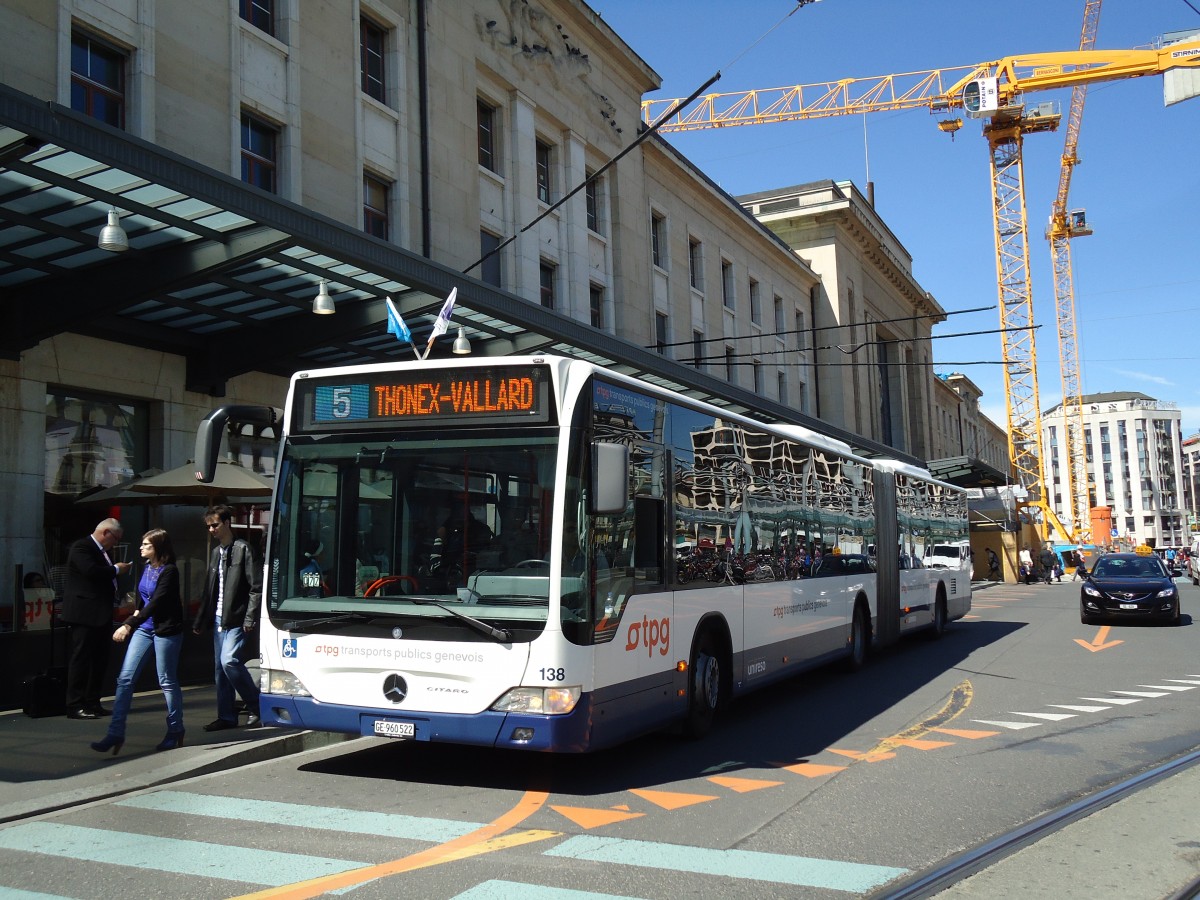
197, 356, 970, 752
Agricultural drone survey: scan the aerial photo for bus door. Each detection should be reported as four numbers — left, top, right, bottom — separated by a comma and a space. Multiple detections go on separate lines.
593, 441, 671, 692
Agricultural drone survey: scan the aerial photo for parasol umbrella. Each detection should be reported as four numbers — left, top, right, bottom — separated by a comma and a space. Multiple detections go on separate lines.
74, 469, 165, 505
126, 460, 273, 501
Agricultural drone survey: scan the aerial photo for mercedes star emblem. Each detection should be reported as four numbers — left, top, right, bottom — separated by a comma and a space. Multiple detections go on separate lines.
383, 673, 408, 704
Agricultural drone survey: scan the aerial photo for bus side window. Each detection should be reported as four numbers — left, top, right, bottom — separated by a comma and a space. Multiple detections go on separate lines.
633, 496, 664, 585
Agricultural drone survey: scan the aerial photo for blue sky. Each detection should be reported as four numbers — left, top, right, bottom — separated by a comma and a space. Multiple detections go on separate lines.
595, 0, 1200, 436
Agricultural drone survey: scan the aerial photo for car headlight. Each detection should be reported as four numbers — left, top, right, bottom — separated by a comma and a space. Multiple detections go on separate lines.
491, 685, 581, 715
1156, 587, 1177, 599
1083, 585, 1101, 597
260, 668, 312, 697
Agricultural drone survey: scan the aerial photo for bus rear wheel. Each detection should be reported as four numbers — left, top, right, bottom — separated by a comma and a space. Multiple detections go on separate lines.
928, 594, 947, 639
684, 630, 722, 739
843, 602, 869, 671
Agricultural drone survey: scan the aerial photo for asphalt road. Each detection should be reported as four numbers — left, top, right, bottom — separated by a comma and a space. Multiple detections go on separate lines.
1, 577, 1197, 899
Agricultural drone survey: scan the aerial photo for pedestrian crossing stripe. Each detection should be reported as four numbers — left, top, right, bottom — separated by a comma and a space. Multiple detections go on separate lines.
119, 791, 482, 842
545, 835, 907, 893
971, 719, 1040, 730
452, 881, 646, 900
0, 822, 368, 887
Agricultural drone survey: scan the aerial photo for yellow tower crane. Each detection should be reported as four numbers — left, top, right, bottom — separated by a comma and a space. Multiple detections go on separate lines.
642, 39, 1200, 542
1049, 0, 1102, 544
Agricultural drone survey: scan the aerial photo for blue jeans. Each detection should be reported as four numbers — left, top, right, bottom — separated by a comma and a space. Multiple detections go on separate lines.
107, 627, 183, 739
213, 626, 260, 723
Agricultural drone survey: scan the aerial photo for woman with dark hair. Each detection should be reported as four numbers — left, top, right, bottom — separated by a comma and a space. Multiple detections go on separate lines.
90, 528, 185, 755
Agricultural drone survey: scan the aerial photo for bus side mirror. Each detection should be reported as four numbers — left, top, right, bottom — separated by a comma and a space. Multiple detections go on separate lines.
591, 442, 629, 514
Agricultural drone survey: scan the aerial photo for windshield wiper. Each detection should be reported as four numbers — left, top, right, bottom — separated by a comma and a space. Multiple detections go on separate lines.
406, 598, 511, 643
283, 609, 419, 634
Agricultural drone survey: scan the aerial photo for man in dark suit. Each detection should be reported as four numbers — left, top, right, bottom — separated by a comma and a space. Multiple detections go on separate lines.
62, 518, 131, 719
193, 505, 262, 731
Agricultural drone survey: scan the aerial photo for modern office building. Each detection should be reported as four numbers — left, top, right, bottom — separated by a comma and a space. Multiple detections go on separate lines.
1043, 392, 1185, 548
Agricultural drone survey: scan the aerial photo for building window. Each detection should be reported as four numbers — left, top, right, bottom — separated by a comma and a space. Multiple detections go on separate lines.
360, 17, 386, 102
796, 310, 806, 351
692, 330, 704, 370
241, 111, 278, 193
240, 0, 274, 36
71, 32, 126, 129
774, 295, 785, 334
749, 279, 761, 325
590, 284, 604, 329
363, 173, 389, 239
725, 346, 735, 383
753, 360, 763, 393
722, 261, 734, 309
656, 313, 669, 354
688, 239, 703, 290
650, 212, 665, 269
778, 371, 788, 405
535, 140, 552, 204
480, 231, 502, 288
478, 99, 498, 173
539, 261, 556, 309
585, 171, 601, 233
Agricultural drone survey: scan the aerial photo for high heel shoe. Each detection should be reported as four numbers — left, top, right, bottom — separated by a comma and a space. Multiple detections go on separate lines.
155, 730, 185, 752
90, 734, 124, 756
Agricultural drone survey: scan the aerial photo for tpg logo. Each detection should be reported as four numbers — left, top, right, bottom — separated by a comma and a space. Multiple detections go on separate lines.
625, 615, 670, 657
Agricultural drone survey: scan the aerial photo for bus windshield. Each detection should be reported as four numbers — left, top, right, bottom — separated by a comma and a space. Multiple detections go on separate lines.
267, 432, 557, 638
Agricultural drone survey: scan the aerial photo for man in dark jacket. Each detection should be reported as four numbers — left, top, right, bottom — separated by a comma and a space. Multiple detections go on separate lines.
62, 518, 132, 718
193, 505, 262, 731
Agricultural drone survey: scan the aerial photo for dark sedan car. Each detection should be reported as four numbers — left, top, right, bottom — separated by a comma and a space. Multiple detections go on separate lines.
1080, 552, 1181, 625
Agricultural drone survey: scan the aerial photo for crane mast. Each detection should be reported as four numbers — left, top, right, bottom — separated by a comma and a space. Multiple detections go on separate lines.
1049, 0, 1103, 544
643, 39, 1200, 543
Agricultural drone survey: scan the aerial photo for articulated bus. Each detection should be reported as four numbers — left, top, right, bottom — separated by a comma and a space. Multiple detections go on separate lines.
197, 355, 970, 752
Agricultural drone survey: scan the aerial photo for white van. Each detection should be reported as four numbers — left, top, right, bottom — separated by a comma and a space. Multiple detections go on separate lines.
925, 540, 972, 575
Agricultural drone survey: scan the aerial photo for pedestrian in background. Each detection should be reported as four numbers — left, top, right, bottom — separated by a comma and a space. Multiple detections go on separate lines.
1038, 546, 1058, 585
193, 505, 261, 732
90, 528, 185, 755
62, 518, 132, 719
1019, 546, 1034, 585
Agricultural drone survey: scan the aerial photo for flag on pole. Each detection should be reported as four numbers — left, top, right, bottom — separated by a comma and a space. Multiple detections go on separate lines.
384, 296, 412, 343
424, 287, 458, 356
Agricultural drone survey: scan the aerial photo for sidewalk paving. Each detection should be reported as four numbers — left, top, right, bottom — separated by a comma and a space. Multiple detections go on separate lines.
0, 682, 353, 824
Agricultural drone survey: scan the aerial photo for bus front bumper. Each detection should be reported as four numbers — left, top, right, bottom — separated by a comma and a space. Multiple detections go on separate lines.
260, 693, 595, 752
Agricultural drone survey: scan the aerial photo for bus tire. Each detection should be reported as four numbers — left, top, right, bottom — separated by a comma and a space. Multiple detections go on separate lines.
843, 601, 869, 672
928, 592, 947, 639
684, 629, 723, 739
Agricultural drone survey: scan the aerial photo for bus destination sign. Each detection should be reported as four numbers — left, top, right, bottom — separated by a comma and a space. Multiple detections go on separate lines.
300, 365, 551, 430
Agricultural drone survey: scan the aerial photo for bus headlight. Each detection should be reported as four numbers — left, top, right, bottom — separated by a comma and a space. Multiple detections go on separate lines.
260, 669, 312, 697
491, 685, 581, 715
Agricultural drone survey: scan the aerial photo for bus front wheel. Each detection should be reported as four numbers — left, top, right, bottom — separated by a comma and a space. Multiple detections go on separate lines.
684, 630, 722, 739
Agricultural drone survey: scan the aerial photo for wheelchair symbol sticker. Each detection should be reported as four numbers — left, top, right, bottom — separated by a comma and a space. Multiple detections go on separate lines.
282, 638, 298, 658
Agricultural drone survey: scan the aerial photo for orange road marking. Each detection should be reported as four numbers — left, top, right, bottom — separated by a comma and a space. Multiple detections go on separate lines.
231, 789, 552, 900
776, 761, 847, 778
890, 738, 954, 750
706, 775, 785, 792
865, 679, 974, 757
828, 748, 896, 762
1075, 624, 1123, 652
611, 804, 631, 811
931, 726, 1000, 739
629, 788, 718, 810
551, 805, 645, 829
